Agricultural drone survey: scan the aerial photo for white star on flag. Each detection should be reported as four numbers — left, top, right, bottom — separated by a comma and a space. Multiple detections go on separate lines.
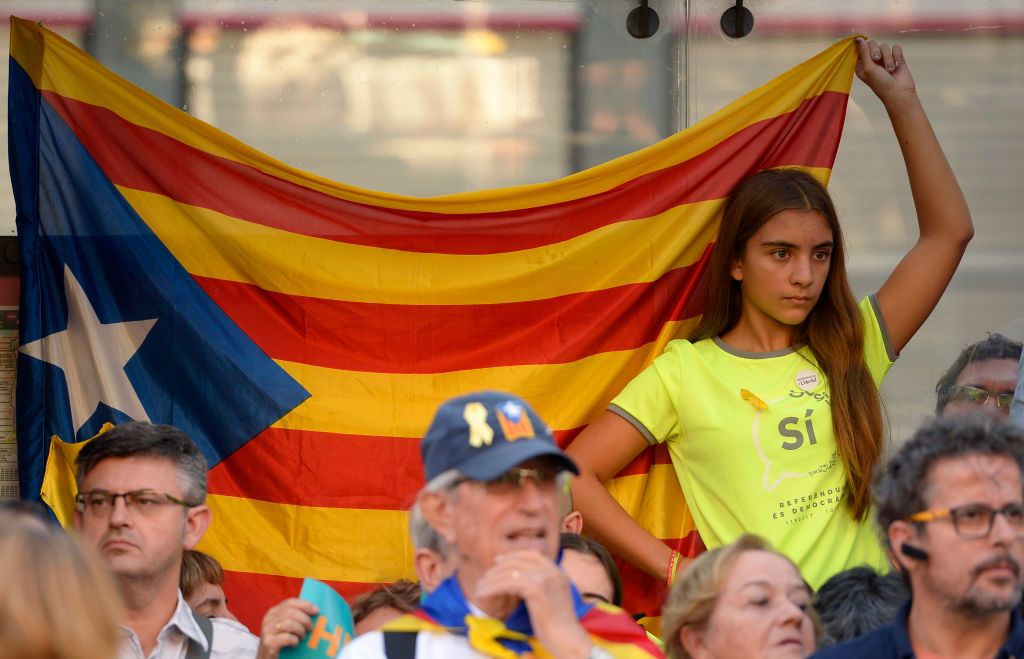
20, 265, 157, 434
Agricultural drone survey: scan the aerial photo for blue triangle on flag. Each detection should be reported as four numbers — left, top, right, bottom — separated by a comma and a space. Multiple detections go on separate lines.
10, 58, 310, 499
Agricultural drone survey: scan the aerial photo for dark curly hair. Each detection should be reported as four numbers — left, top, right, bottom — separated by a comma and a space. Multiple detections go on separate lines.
873, 415, 1024, 547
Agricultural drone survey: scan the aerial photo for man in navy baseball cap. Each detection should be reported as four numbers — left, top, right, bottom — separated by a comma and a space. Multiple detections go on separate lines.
339, 391, 661, 659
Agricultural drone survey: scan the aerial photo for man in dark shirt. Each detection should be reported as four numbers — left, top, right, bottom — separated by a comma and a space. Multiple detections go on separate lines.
814, 415, 1024, 658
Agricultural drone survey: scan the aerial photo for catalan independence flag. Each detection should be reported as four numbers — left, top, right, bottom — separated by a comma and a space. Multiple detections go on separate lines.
9, 16, 858, 628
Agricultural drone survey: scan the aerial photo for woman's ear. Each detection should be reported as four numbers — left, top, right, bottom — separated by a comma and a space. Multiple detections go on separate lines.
730, 253, 744, 282
681, 624, 708, 658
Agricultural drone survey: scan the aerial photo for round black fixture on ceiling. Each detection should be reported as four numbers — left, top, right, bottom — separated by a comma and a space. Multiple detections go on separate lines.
721, 1, 754, 38
627, 1, 660, 39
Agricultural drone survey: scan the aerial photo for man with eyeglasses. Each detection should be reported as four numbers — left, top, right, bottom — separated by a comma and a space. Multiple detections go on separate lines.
256, 392, 660, 658
935, 333, 1021, 418
75, 421, 259, 658
812, 415, 1024, 658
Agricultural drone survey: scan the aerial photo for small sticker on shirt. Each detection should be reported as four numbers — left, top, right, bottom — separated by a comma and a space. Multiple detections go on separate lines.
795, 370, 820, 392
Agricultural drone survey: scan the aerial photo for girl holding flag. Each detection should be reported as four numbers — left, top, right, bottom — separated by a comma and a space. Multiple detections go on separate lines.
566, 39, 974, 589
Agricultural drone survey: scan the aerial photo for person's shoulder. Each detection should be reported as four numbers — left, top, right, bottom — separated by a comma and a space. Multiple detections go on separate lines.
339, 630, 386, 659
582, 601, 648, 629
664, 336, 701, 353
581, 603, 665, 657
654, 336, 705, 366
810, 621, 900, 658
344, 628, 476, 659
209, 617, 260, 655
1007, 607, 1024, 651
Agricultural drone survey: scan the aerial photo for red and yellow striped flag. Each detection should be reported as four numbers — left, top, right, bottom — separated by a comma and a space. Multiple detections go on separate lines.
9, 16, 858, 627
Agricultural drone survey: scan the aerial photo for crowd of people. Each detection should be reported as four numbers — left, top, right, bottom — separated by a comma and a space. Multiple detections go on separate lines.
1, 38, 1023, 659
1, 348, 1021, 659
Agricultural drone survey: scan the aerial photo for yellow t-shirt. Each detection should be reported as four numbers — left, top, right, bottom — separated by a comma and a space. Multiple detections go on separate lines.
610, 296, 896, 588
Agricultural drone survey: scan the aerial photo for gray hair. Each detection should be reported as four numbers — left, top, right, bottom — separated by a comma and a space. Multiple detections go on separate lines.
409, 502, 448, 556
75, 421, 208, 504
424, 468, 462, 494
873, 415, 1024, 546
410, 469, 461, 555
559, 482, 574, 520
813, 567, 908, 646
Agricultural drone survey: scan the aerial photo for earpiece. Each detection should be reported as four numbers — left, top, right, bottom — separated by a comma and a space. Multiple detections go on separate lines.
900, 542, 929, 561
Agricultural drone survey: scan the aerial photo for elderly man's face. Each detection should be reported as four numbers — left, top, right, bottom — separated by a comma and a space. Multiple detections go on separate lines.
445, 458, 564, 585
904, 454, 1024, 616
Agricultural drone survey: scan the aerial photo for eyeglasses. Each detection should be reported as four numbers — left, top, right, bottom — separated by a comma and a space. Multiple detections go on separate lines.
906, 502, 1024, 539
452, 466, 569, 492
946, 385, 1014, 411
75, 490, 196, 517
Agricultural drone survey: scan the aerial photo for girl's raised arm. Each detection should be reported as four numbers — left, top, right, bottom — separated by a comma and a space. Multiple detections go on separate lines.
858, 39, 974, 353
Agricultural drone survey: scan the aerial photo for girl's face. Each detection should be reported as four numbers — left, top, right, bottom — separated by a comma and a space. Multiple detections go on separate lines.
730, 209, 833, 332
683, 551, 816, 659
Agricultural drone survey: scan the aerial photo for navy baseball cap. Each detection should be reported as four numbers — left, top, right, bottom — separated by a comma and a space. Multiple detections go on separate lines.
421, 391, 579, 482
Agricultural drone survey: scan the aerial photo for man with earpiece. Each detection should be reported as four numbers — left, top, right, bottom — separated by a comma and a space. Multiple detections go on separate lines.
813, 415, 1024, 658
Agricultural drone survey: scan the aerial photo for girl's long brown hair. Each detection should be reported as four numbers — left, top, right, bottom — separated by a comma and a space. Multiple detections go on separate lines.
691, 169, 883, 520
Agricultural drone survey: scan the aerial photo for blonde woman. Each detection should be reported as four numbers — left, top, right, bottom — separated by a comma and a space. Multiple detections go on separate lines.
662, 534, 818, 659
0, 516, 122, 659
